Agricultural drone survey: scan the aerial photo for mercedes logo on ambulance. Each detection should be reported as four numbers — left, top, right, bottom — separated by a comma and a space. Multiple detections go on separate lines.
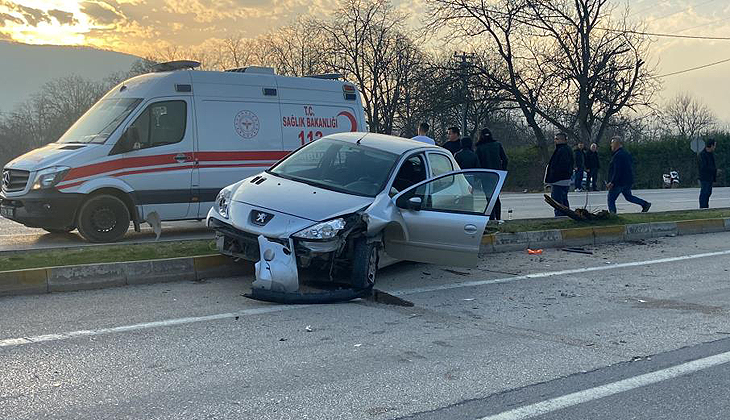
2, 170, 10, 191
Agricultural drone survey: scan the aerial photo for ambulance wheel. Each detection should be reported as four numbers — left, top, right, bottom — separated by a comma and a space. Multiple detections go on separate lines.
351, 238, 378, 289
77, 195, 130, 243
43, 227, 74, 234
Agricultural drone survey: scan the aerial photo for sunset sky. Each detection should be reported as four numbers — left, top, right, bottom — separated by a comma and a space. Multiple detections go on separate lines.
1, 0, 729, 121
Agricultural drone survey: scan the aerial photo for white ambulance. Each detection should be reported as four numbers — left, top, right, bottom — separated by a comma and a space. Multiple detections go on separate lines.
0, 61, 367, 242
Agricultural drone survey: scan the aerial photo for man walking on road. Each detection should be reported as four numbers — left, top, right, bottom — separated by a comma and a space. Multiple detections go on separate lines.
443, 126, 462, 155
411, 122, 435, 145
698, 139, 717, 209
573, 142, 586, 191
585, 143, 600, 191
545, 133, 574, 216
476, 127, 508, 220
607, 137, 651, 214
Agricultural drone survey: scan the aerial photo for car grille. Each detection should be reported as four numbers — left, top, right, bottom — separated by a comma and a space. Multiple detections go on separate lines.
2, 169, 30, 193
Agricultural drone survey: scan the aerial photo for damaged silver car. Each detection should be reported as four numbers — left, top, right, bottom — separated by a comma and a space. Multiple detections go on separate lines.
207, 132, 506, 303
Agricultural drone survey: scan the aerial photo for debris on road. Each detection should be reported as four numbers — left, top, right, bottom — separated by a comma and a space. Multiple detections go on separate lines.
562, 247, 594, 255
527, 248, 543, 255
305, 325, 313, 332
544, 194, 610, 221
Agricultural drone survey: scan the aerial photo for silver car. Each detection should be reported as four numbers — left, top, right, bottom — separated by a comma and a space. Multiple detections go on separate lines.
207, 132, 506, 303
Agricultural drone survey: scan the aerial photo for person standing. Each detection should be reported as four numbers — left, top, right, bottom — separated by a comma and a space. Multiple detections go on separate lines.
443, 127, 462, 155
545, 133, 574, 216
607, 137, 651, 214
411, 122, 435, 145
475, 128, 508, 220
573, 142, 586, 191
454, 136, 480, 169
585, 143, 600, 191
698, 139, 717, 209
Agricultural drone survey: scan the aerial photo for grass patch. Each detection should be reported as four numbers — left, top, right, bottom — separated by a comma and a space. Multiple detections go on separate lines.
0, 240, 217, 272
491, 208, 730, 234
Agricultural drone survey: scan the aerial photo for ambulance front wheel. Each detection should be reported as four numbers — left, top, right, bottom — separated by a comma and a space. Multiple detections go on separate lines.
77, 194, 130, 243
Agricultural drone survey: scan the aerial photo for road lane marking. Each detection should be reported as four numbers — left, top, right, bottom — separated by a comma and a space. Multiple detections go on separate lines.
0, 305, 304, 349
478, 350, 730, 420
395, 249, 730, 296
3, 249, 730, 349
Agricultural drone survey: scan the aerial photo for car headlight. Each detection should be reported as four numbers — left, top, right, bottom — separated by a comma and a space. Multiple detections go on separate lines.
293, 218, 346, 240
215, 188, 233, 219
32, 166, 70, 190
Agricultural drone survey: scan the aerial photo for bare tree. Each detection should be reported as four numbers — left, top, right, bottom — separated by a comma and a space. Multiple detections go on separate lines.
426, 0, 659, 160
663, 92, 716, 140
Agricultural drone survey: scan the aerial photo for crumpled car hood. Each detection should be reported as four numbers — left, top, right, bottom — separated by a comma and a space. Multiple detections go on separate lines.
231, 173, 375, 222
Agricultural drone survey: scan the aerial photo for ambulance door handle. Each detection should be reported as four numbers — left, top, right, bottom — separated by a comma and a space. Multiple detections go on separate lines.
174, 154, 190, 163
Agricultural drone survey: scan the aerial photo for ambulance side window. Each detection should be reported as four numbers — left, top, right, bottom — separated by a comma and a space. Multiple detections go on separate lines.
127, 101, 187, 149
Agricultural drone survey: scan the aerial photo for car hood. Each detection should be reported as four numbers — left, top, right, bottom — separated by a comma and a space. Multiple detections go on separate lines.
5, 143, 91, 171
231, 173, 374, 222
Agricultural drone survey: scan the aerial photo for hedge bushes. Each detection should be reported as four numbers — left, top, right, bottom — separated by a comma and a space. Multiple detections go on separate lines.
501, 133, 730, 191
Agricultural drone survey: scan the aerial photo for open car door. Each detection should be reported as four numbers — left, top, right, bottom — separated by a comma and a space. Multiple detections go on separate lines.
384, 169, 506, 268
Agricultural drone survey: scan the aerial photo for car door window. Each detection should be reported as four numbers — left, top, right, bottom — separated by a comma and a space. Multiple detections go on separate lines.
391, 154, 427, 196
427, 153, 455, 193
398, 170, 501, 215
127, 100, 187, 150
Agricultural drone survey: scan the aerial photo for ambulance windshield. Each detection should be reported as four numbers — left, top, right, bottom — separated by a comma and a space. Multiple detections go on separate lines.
58, 98, 142, 144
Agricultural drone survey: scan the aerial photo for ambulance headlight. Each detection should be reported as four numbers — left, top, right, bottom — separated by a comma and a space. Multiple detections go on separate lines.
32, 166, 70, 190
215, 188, 233, 219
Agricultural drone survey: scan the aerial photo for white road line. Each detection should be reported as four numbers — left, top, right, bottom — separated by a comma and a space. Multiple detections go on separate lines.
0, 305, 304, 349
478, 350, 730, 420
396, 249, 730, 296
3, 249, 730, 349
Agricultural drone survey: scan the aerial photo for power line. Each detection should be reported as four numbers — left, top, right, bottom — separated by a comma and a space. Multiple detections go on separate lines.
658, 56, 730, 78
601, 28, 730, 40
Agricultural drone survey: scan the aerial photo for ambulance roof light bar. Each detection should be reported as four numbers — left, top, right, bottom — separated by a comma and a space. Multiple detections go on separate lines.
225, 66, 276, 74
306, 73, 344, 80
151, 60, 201, 72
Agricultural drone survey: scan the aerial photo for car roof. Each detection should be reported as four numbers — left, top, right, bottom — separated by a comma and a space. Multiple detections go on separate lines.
328, 132, 441, 155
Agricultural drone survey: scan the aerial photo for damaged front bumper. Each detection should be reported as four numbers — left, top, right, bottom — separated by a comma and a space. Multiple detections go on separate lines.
208, 217, 372, 303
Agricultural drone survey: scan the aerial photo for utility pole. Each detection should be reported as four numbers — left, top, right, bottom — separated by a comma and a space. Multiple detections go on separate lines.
454, 52, 475, 136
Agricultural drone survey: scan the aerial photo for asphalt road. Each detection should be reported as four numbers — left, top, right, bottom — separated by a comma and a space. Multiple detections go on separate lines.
2, 187, 729, 252
3, 232, 730, 419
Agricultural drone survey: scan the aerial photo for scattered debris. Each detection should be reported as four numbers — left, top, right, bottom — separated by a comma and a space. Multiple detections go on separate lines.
544, 194, 610, 221
305, 325, 313, 332
279, 338, 288, 342
365, 290, 415, 307
527, 248, 543, 255
422, 271, 432, 276
562, 247, 594, 255
442, 269, 470, 276
354, 343, 362, 347
462, 298, 476, 301
638, 299, 647, 303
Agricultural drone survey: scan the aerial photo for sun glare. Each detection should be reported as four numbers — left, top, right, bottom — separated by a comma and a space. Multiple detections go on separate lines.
0, 1, 91, 46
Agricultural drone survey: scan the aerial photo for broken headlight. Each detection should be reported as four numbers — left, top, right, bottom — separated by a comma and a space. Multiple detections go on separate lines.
215, 188, 233, 219
293, 218, 346, 240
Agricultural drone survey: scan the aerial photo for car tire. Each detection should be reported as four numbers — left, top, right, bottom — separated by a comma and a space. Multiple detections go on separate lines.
77, 194, 130, 243
351, 238, 378, 289
43, 227, 74, 234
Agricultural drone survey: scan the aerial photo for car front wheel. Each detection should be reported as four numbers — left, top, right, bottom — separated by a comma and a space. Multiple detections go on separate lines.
351, 237, 378, 289
77, 195, 130, 243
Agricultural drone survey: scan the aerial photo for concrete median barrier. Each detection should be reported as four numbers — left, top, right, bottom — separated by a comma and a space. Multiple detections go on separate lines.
0, 269, 47, 296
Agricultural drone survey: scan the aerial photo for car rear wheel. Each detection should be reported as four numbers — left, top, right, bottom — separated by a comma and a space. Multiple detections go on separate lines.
77, 195, 130, 243
351, 238, 378, 289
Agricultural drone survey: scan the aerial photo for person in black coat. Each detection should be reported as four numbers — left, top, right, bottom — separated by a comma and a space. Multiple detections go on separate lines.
545, 133, 574, 216
585, 143, 600, 191
607, 137, 651, 213
443, 126, 462, 155
475, 128, 508, 220
573, 142, 586, 191
698, 139, 717, 208
454, 136, 480, 169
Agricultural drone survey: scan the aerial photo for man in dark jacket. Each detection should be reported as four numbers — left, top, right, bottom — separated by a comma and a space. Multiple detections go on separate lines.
698, 139, 717, 209
443, 127, 462, 155
607, 137, 651, 214
545, 133, 574, 216
475, 128, 508, 220
455, 137, 480, 169
573, 142, 586, 191
585, 143, 600, 191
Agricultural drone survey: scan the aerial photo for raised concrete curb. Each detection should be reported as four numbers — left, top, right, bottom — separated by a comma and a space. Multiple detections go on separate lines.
0, 255, 253, 297
483, 217, 730, 253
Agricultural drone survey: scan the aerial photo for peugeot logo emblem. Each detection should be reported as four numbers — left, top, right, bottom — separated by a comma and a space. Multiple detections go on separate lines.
250, 210, 274, 226
2, 171, 10, 190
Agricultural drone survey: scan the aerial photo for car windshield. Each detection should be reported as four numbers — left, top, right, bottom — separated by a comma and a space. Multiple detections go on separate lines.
58, 98, 142, 144
269, 138, 399, 197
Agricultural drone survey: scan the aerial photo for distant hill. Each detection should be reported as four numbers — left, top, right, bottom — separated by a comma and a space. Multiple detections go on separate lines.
0, 41, 141, 113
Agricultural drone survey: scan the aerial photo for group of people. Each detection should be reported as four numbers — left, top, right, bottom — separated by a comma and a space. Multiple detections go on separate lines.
411, 122, 508, 219
412, 122, 720, 218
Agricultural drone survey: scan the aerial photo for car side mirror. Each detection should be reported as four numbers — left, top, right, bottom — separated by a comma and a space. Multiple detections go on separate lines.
397, 196, 422, 211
